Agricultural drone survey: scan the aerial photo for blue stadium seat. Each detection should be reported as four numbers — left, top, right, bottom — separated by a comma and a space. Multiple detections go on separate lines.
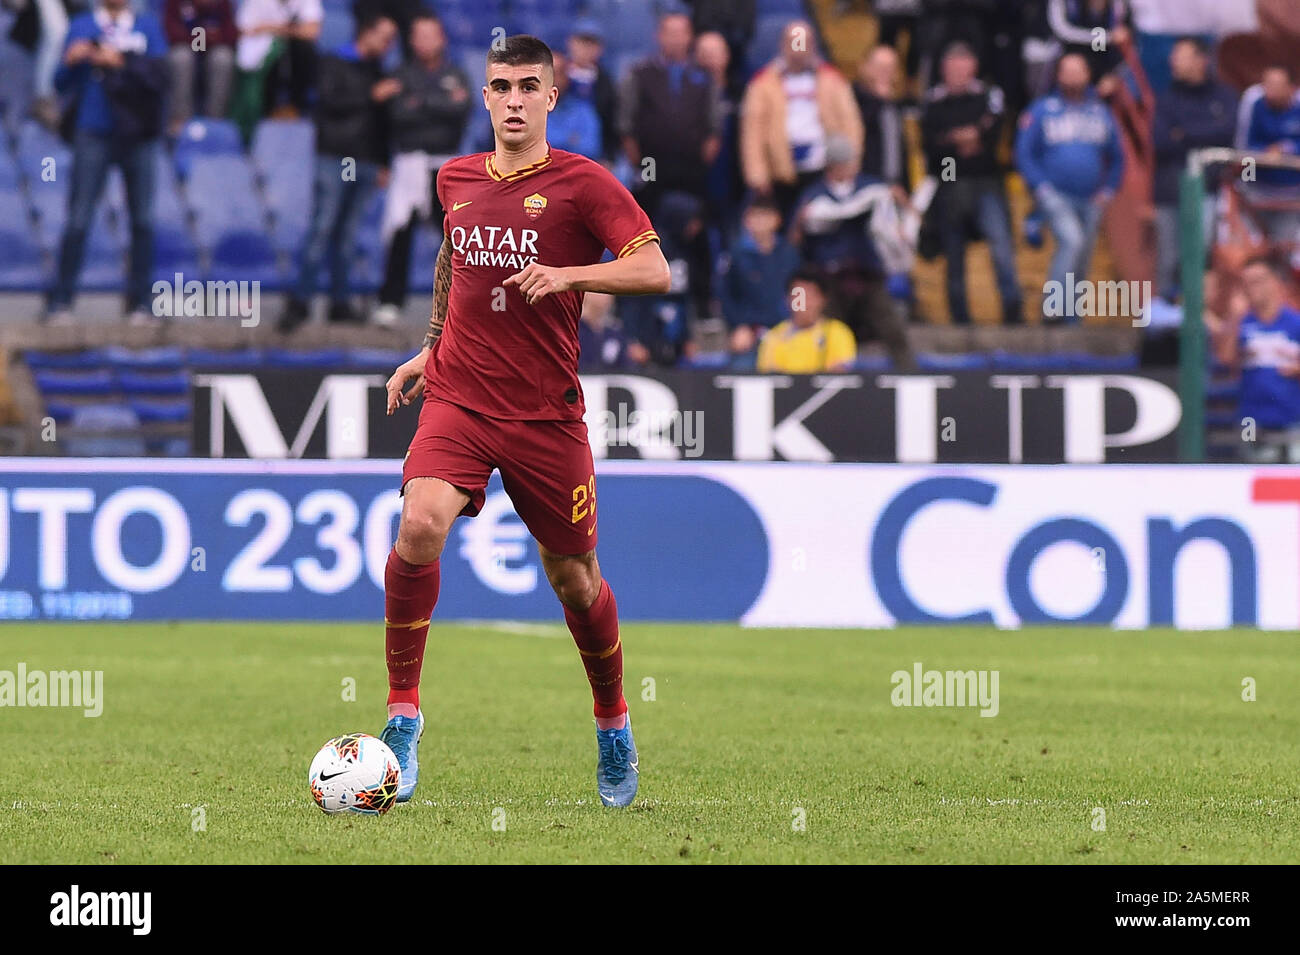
264, 348, 348, 368
116, 369, 190, 395
187, 347, 266, 368
128, 398, 191, 424
34, 368, 116, 395
186, 155, 269, 245
1060, 352, 1140, 371
1206, 381, 1240, 402
209, 229, 284, 287
319, 10, 357, 52
63, 404, 147, 457
0, 191, 46, 290
408, 227, 440, 293
756, 0, 805, 15
750, 14, 797, 66
0, 145, 20, 189
263, 159, 312, 254
173, 118, 244, 179
915, 352, 990, 371
346, 347, 409, 369
16, 121, 70, 184
990, 351, 1065, 371
679, 351, 730, 369
251, 119, 314, 182
852, 353, 893, 372
103, 346, 185, 370
24, 349, 107, 369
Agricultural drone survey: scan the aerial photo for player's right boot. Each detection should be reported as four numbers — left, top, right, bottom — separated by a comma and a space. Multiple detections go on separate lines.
380, 710, 425, 803
595, 714, 639, 808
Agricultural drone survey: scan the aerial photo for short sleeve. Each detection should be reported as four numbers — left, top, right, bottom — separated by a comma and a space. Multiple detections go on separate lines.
579, 161, 659, 259
826, 321, 857, 368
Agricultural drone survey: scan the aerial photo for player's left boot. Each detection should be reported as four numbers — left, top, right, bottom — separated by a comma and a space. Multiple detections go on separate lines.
380, 710, 425, 803
595, 714, 638, 808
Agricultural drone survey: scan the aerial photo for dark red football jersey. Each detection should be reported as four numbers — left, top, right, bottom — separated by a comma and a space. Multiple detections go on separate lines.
424, 148, 658, 420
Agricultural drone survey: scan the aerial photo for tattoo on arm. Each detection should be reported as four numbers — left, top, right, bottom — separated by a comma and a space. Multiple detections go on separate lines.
424, 240, 453, 350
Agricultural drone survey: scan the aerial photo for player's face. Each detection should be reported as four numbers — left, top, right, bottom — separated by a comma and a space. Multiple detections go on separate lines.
484, 63, 557, 148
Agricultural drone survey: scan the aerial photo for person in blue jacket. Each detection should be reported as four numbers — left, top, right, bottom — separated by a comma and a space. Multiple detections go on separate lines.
1015, 51, 1124, 320
46, 0, 167, 325
547, 51, 602, 160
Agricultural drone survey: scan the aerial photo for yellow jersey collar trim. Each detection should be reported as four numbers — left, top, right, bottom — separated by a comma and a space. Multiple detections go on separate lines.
486, 148, 553, 182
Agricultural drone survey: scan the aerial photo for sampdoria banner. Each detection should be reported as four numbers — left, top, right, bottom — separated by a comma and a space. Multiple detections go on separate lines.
0, 459, 1294, 629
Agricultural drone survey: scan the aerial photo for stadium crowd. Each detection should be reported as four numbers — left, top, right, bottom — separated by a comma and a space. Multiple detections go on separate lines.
2, 0, 1299, 404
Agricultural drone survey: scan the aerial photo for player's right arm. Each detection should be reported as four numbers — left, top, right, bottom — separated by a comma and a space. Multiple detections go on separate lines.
386, 238, 453, 415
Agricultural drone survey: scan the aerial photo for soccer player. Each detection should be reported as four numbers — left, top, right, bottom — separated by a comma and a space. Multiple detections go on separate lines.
378, 35, 670, 808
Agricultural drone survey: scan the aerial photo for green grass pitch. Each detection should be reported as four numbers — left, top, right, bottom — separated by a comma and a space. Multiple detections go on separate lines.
1, 623, 1296, 864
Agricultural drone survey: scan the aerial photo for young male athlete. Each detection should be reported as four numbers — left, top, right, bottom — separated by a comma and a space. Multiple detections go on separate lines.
379, 35, 670, 808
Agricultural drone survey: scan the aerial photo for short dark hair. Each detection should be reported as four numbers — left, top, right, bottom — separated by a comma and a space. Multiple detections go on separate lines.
787, 269, 825, 293
410, 12, 442, 30
744, 194, 779, 216
355, 12, 393, 38
1172, 35, 1209, 56
487, 35, 554, 79
1244, 253, 1290, 281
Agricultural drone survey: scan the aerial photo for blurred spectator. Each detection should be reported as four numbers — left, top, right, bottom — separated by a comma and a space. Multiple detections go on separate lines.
921, 41, 1022, 325
548, 51, 601, 160
373, 13, 469, 326
854, 45, 911, 191
619, 191, 697, 366
45, 0, 167, 325
872, 0, 922, 79
619, 12, 721, 213
1153, 37, 1237, 300
1236, 65, 1300, 244
352, 0, 421, 48
1016, 52, 1124, 316
1096, 26, 1154, 293
740, 19, 862, 224
683, 0, 753, 100
1047, 0, 1129, 82
757, 270, 857, 373
565, 20, 618, 162
1020, 0, 1062, 102
230, 0, 322, 141
277, 14, 397, 332
916, 0, 998, 90
578, 292, 626, 370
791, 134, 912, 367
718, 194, 798, 366
621, 13, 720, 315
7, 0, 74, 128
163, 0, 236, 136
696, 30, 744, 261
1211, 255, 1300, 460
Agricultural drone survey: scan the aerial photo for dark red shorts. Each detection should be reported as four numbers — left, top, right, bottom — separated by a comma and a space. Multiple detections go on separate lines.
402, 397, 598, 554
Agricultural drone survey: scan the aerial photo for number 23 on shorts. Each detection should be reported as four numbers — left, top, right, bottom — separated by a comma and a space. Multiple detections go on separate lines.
571, 474, 596, 535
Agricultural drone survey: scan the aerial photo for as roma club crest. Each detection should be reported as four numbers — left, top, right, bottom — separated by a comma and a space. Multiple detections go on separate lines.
523, 192, 548, 220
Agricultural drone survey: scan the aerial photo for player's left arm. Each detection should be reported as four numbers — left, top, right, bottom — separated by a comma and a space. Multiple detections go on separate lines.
504, 242, 671, 305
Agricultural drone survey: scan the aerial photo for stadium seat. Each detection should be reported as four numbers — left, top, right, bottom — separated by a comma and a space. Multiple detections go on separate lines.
852, 353, 893, 372
346, 347, 409, 369
915, 352, 991, 372
33, 368, 116, 395
62, 403, 147, 457
103, 346, 185, 370
173, 118, 244, 179
407, 227, 440, 293
116, 369, 190, 396
16, 121, 70, 184
0, 191, 46, 290
23, 349, 106, 369
209, 230, 284, 287
0, 144, 20, 189
187, 348, 266, 368
319, 11, 357, 52
750, 14, 794, 65
186, 154, 272, 252
251, 119, 314, 182
264, 348, 348, 368
1060, 352, 1140, 372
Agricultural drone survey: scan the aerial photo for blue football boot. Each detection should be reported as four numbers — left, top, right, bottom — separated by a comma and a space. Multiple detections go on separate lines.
379, 710, 425, 803
595, 714, 639, 808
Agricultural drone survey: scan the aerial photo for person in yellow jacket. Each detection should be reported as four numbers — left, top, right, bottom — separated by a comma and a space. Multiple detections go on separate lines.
758, 271, 858, 373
